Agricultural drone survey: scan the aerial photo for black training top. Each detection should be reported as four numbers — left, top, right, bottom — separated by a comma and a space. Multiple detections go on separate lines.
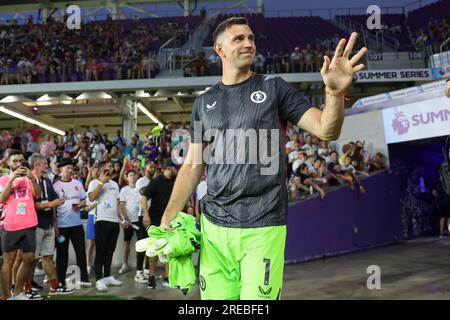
143, 174, 175, 225
37, 177, 59, 229
190, 74, 313, 228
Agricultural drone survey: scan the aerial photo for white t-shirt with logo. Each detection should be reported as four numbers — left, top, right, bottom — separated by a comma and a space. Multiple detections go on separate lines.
136, 176, 150, 216
53, 179, 87, 228
87, 179, 120, 223
119, 186, 140, 223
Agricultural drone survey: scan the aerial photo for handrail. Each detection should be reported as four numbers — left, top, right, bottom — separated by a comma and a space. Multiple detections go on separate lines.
382, 33, 400, 51
158, 37, 176, 56
440, 36, 450, 53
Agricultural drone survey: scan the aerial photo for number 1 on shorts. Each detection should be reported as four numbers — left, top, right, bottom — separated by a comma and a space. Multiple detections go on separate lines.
263, 258, 271, 286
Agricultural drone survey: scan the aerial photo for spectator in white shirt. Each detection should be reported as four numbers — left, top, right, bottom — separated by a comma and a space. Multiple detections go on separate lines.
118, 170, 141, 276
87, 160, 123, 291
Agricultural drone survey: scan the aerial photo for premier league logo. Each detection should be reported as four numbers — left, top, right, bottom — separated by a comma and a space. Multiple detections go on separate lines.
392, 111, 410, 135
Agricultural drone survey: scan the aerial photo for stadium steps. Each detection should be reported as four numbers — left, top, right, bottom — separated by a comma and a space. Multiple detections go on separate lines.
155, 68, 184, 78
182, 16, 215, 52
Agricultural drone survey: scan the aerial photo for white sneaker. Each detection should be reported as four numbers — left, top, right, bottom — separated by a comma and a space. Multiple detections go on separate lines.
77, 281, 92, 288
103, 276, 122, 286
143, 269, 150, 276
7, 293, 29, 300
34, 268, 45, 276
118, 263, 130, 274
134, 273, 148, 284
95, 279, 108, 292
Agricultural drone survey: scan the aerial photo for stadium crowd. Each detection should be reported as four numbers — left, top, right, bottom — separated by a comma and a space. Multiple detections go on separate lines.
0, 118, 386, 300
0, 15, 197, 84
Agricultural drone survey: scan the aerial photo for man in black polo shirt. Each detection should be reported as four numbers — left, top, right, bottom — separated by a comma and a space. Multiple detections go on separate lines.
160, 17, 367, 300
30, 153, 73, 295
142, 158, 179, 289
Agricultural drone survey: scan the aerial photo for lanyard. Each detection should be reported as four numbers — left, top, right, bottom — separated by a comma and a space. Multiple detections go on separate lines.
41, 179, 48, 200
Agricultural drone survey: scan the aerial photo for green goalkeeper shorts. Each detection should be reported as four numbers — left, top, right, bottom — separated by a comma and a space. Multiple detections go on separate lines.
199, 214, 286, 300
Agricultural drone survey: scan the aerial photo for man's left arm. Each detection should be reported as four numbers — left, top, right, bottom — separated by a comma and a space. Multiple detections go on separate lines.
28, 171, 41, 200
298, 32, 367, 141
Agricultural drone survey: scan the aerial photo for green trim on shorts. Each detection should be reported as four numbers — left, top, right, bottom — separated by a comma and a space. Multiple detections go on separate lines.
199, 215, 286, 300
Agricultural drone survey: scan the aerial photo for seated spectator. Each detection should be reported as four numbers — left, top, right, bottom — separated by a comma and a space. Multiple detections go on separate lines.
288, 142, 301, 165
290, 47, 303, 73
327, 162, 355, 190
414, 28, 428, 52
16, 56, 33, 84
149, 52, 160, 78
288, 175, 308, 201
341, 155, 366, 193
339, 144, 353, 166
369, 152, 387, 173
302, 135, 317, 159
318, 140, 332, 163
207, 52, 220, 75
275, 49, 289, 73
309, 157, 329, 189
303, 45, 314, 72
296, 164, 325, 199
193, 52, 207, 77
253, 52, 265, 74
314, 44, 323, 72
0, 56, 11, 85
264, 51, 274, 74
293, 150, 313, 174
86, 57, 102, 81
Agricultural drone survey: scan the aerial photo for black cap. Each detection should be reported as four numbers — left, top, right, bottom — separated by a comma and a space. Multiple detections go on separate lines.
58, 158, 77, 168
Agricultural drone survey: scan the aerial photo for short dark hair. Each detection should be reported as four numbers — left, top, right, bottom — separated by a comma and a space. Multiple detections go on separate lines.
8, 150, 23, 159
98, 161, 111, 170
125, 170, 136, 176
298, 164, 308, 172
213, 16, 249, 43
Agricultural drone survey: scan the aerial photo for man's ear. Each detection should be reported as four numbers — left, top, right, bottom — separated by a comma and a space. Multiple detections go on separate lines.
214, 42, 224, 58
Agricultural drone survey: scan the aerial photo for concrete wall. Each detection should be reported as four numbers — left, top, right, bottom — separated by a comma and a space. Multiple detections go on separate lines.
285, 171, 405, 263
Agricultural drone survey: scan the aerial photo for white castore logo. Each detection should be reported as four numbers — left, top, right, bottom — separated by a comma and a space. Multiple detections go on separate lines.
206, 101, 217, 110
250, 91, 267, 103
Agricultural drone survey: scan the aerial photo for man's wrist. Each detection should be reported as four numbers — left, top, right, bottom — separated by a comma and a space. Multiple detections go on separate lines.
325, 87, 344, 95
325, 87, 350, 101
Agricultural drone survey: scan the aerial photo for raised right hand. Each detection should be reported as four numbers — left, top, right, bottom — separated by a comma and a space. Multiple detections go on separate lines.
99, 173, 110, 184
